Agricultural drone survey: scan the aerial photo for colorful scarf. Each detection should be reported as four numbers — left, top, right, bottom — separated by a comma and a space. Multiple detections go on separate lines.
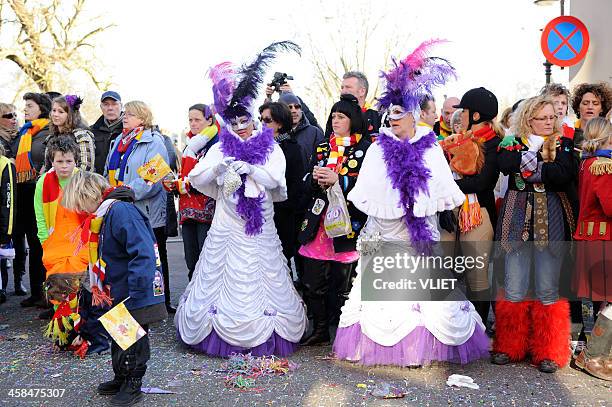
377, 130, 437, 253
15, 118, 49, 182
438, 116, 452, 138
473, 123, 497, 143
107, 127, 144, 186
82, 198, 117, 307
219, 126, 275, 235
327, 133, 361, 171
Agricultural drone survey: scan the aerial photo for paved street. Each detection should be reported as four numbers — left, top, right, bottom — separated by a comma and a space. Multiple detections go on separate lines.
0, 241, 610, 406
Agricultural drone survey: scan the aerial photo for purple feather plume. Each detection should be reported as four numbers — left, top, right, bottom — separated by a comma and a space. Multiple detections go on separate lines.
223, 41, 301, 120
65, 94, 83, 111
219, 126, 275, 235
208, 62, 235, 118
377, 39, 456, 113
377, 131, 437, 253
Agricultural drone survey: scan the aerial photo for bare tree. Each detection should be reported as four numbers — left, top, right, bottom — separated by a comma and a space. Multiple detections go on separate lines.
291, 0, 414, 121
0, 0, 114, 93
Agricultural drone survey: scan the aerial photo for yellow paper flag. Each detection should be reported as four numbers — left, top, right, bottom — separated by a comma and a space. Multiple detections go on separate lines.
137, 153, 172, 184
98, 301, 146, 350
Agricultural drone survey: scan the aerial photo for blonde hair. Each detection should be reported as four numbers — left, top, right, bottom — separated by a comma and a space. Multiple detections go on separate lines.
582, 117, 612, 154
62, 171, 110, 213
124, 100, 154, 129
499, 107, 513, 130
511, 96, 561, 139
0, 103, 15, 116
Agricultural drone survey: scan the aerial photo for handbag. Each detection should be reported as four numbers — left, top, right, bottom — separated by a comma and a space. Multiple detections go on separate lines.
323, 181, 352, 238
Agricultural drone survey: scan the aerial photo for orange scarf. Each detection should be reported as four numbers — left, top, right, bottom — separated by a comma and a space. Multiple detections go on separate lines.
15, 118, 49, 182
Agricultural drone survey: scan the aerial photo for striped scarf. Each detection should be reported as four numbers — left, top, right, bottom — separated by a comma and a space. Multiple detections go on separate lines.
327, 133, 361, 171
15, 118, 49, 183
82, 198, 116, 307
107, 127, 144, 186
438, 116, 452, 138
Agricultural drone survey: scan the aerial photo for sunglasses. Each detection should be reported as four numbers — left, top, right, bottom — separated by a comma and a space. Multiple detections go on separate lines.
1, 113, 16, 119
259, 116, 274, 124
287, 104, 302, 110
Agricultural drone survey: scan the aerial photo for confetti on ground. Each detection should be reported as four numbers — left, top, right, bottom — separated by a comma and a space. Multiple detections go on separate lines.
217, 353, 298, 391
370, 381, 407, 399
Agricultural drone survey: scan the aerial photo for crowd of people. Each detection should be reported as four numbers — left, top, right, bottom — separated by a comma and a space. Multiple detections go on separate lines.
0, 38, 610, 405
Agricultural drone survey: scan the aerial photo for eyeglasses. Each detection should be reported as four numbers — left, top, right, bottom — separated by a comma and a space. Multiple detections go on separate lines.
1, 113, 16, 119
287, 104, 302, 110
531, 116, 556, 122
259, 116, 274, 124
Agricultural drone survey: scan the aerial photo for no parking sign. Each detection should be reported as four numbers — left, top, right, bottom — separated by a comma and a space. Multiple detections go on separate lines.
541, 16, 590, 67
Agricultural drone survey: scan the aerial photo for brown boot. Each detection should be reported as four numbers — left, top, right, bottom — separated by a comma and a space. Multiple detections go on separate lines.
575, 351, 612, 381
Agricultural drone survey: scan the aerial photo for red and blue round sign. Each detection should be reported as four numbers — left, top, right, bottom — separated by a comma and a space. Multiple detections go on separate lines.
541, 16, 590, 67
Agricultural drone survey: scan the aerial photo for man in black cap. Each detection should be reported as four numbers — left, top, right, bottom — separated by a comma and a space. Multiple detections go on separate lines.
90, 91, 124, 174
278, 92, 324, 168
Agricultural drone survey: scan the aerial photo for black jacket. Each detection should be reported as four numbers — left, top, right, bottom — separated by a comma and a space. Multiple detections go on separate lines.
455, 136, 501, 229
90, 115, 123, 175
290, 116, 324, 168
273, 135, 308, 260
298, 136, 371, 253
0, 157, 15, 244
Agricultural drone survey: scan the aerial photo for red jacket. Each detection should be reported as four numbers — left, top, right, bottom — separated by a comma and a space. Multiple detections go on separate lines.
574, 157, 612, 241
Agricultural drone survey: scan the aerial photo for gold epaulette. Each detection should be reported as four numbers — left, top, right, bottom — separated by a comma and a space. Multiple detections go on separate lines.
589, 157, 612, 176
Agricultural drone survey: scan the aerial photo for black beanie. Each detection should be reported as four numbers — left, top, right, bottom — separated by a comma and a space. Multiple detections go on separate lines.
330, 93, 366, 135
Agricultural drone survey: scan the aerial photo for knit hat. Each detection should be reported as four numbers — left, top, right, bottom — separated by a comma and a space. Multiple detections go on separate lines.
278, 92, 301, 107
330, 94, 366, 134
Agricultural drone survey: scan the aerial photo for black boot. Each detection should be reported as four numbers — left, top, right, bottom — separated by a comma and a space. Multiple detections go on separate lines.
98, 376, 125, 395
13, 269, 27, 296
0, 289, 6, 304
110, 377, 143, 406
300, 297, 330, 346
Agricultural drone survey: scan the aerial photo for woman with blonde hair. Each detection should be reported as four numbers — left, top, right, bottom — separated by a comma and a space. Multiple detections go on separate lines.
493, 95, 576, 373
572, 117, 612, 381
46, 95, 95, 172
104, 100, 173, 313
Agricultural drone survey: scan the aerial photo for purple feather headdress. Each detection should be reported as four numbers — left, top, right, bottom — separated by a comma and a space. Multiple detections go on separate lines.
377, 39, 456, 113
65, 94, 83, 111
209, 41, 301, 121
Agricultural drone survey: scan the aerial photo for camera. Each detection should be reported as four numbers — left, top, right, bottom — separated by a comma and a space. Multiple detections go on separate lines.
269, 72, 293, 92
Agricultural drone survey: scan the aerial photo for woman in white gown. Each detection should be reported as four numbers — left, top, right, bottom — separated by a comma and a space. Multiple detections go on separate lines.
174, 42, 307, 357
333, 40, 490, 366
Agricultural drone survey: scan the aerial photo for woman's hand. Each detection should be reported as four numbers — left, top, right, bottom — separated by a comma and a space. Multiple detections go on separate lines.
313, 166, 338, 188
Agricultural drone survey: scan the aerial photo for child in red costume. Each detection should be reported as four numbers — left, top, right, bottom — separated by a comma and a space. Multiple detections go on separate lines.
493, 96, 574, 373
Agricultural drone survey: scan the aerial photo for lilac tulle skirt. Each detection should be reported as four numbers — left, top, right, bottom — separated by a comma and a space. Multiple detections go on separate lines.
179, 329, 298, 358
333, 323, 490, 366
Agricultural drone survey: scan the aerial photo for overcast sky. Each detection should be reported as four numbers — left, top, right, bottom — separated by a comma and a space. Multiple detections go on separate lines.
1, 0, 570, 134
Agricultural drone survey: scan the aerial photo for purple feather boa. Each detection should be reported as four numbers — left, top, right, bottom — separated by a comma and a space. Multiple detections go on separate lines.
377, 130, 437, 253
219, 126, 275, 236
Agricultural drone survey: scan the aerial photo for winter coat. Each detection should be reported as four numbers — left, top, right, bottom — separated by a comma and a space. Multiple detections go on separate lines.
0, 156, 15, 244
99, 201, 166, 312
298, 135, 371, 253
273, 135, 307, 259
455, 136, 501, 230
104, 128, 168, 229
290, 116, 324, 168
90, 115, 123, 175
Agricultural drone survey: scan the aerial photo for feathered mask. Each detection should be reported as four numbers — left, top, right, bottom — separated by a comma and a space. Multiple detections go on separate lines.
208, 41, 301, 121
377, 39, 456, 115
65, 95, 83, 111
